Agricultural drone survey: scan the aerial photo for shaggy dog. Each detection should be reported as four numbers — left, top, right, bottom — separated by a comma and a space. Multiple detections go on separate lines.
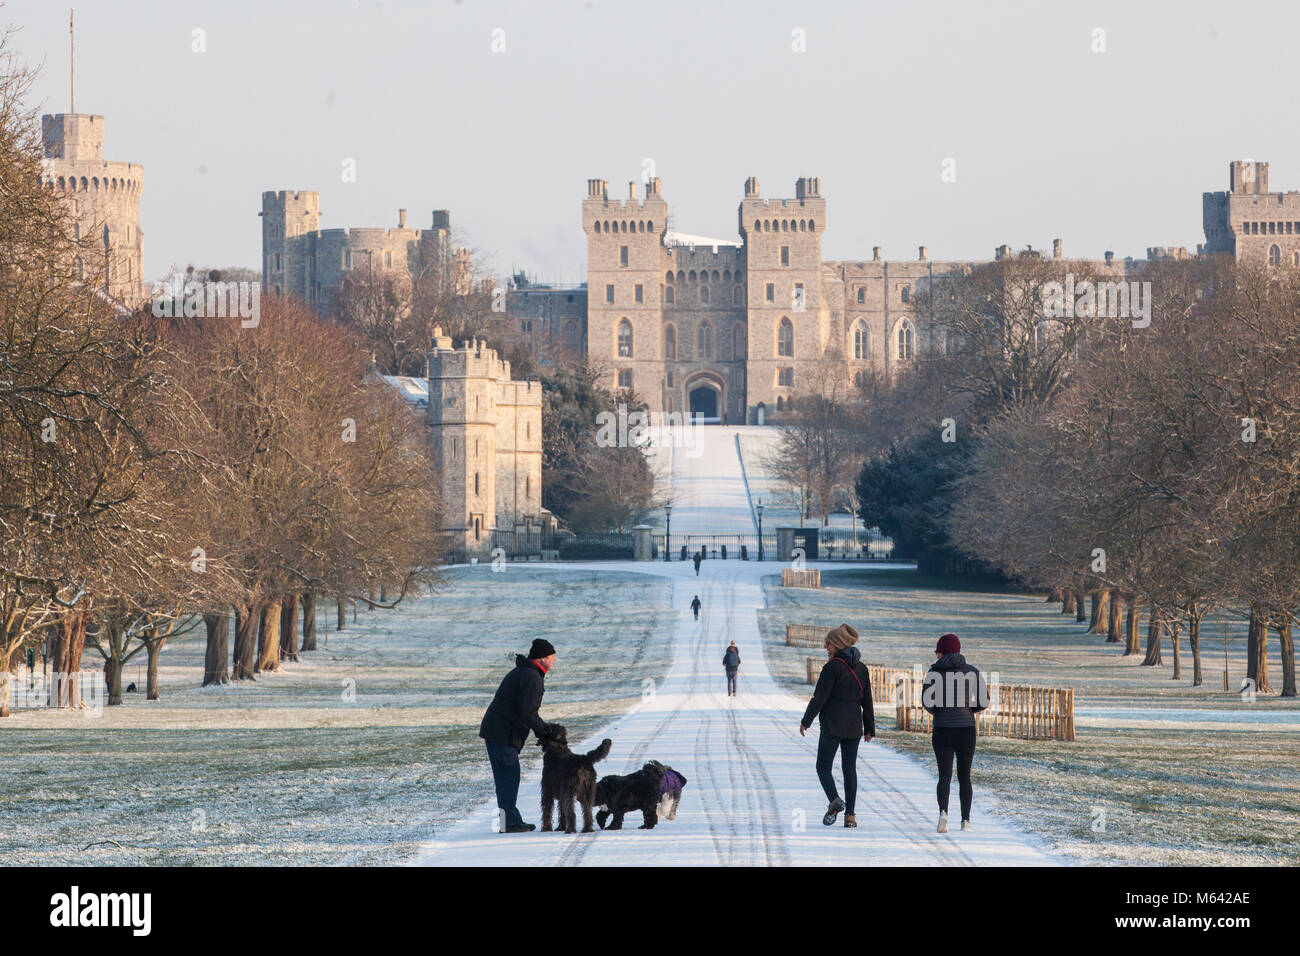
595, 760, 688, 830
538, 725, 612, 834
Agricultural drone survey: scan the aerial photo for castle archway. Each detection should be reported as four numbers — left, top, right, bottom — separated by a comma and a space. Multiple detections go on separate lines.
684, 370, 726, 424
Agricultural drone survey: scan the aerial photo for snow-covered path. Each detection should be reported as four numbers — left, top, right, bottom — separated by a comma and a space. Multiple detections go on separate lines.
417, 429, 1058, 867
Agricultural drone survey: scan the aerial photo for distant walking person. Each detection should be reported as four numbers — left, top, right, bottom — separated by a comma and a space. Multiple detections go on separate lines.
693, 551, 703, 576
923, 633, 987, 833
722, 640, 741, 695
479, 639, 558, 833
690, 595, 702, 621
800, 624, 874, 829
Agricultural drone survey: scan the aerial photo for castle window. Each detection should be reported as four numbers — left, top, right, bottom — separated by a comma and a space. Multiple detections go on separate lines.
901, 286, 910, 303
854, 371, 863, 387
777, 317, 794, 357
689, 270, 696, 281
635, 284, 644, 303
620, 246, 629, 267
853, 321, 869, 359
637, 221, 644, 232
781, 246, 789, 266
564, 321, 579, 350
667, 371, 674, 387
617, 368, 632, 389
474, 473, 480, 496
765, 283, 775, 303
754, 220, 761, 231
735, 270, 743, 282
723, 269, 731, 281
793, 283, 805, 310
647, 221, 653, 231
697, 321, 712, 359
712, 270, 720, 281
733, 324, 745, 359
526, 476, 531, 498
594, 221, 601, 233
700, 285, 709, 304
275, 253, 281, 271
808, 220, 816, 231
606, 284, 615, 304
665, 286, 674, 303
618, 318, 634, 357
777, 367, 793, 387
664, 325, 676, 359
799, 220, 806, 231
897, 321, 915, 360
733, 285, 743, 305
677, 270, 685, 282
666, 271, 674, 283
857, 287, 865, 304
1269, 222, 1277, 234
384, 251, 392, 267
474, 515, 481, 541
1269, 244, 1282, 267
345, 251, 352, 268
450, 438, 457, 458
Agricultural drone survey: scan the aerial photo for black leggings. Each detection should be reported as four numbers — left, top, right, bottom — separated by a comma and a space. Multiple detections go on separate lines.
932, 725, 977, 820
815, 733, 860, 814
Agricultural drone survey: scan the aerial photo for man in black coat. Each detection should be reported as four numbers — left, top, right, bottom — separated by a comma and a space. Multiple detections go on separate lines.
479, 638, 557, 833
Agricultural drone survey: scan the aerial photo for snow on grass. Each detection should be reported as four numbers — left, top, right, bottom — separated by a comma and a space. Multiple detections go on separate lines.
758, 567, 1300, 865
0, 567, 676, 865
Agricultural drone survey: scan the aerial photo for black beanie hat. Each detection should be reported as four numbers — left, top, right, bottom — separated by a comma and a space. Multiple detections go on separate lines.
528, 639, 557, 659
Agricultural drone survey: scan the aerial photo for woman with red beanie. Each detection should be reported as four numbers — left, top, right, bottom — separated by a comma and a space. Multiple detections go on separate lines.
922, 632, 987, 833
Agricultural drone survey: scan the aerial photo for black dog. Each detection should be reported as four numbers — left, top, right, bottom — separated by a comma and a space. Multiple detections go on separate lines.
538, 724, 612, 834
595, 761, 688, 830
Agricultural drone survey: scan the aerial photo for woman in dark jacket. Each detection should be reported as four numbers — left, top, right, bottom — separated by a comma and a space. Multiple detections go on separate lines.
799, 624, 874, 828
922, 633, 987, 833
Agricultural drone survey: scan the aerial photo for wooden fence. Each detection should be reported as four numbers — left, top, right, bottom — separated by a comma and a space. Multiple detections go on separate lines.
786, 624, 830, 647
781, 569, 821, 588
804, 658, 1075, 742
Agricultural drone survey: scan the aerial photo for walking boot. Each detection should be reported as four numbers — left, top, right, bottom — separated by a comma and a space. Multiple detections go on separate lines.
844, 813, 857, 828
822, 797, 844, 826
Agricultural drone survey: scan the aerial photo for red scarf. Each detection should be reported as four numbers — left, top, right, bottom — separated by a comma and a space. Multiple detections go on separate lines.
532, 658, 549, 677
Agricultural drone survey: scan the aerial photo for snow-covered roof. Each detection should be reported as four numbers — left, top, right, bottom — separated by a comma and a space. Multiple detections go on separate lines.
664, 230, 742, 250
380, 374, 428, 407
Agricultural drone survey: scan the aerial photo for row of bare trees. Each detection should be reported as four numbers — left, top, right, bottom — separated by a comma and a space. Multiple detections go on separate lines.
950, 258, 1299, 696
0, 46, 441, 715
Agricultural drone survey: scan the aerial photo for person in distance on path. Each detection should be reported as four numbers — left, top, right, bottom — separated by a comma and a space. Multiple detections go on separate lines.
923, 633, 987, 834
800, 624, 874, 829
479, 638, 559, 833
722, 640, 741, 696
693, 551, 702, 575
691, 594, 702, 621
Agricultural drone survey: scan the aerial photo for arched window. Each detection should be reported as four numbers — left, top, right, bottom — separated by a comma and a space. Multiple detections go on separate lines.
593, 221, 601, 233
733, 285, 743, 305
564, 321, 579, 350
897, 321, 914, 360
777, 317, 794, 357
1269, 244, 1282, 267
700, 285, 709, 304
617, 318, 633, 358
853, 321, 869, 359
664, 324, 676, 360
733, 324, 746, 359
665, 271, 674, 283
647, 221, 654, 231
697, 321, 712, 359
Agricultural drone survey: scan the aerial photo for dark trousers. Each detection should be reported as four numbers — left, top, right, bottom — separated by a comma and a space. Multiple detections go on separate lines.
726, 668, 737, 694
693, 608, 699, 620
815, 732, 860, 814
485, 741, 524, 828
932, 725, 977, 820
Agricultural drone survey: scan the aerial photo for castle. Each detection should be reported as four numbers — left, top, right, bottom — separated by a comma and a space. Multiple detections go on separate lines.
39, 113, 146, 306
380, 329, 547, 559
505, 162, 1287, 423
260, 192, 470, 315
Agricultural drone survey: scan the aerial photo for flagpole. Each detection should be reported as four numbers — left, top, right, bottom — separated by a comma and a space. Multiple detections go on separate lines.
69, 9, 75, 112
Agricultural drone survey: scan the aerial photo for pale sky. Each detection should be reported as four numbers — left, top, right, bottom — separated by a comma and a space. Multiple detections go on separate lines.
9, 0, 1296, 285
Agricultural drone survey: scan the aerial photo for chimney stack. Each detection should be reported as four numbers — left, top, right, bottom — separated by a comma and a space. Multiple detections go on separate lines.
1052, 238, 1061, 259
918, 245, 927, 261
1104, 250, 1115, 266
399, 209, 407, 229
628, 181, 636, 200
872, 246, 881, 261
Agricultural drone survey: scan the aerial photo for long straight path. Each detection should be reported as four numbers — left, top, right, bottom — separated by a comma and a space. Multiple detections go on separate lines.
417, 428, 1058, 866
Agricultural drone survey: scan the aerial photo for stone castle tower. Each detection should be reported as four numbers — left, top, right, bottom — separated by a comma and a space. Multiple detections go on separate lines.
40, 113, 145, 305
1203, 160, 1300, 268
425, 328, 544, 557
261, 191, 466, 315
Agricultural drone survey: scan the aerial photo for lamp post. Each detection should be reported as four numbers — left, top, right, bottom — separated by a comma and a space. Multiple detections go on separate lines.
664, 502, 672, 561
756, 499, 764, 561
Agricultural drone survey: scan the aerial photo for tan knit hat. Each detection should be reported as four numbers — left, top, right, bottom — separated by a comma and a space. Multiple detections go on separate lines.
825, 623, 859, 651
